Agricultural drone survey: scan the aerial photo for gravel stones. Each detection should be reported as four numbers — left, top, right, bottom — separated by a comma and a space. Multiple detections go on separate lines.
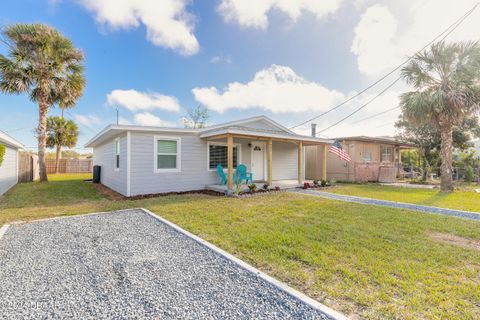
0, 209, 330, 319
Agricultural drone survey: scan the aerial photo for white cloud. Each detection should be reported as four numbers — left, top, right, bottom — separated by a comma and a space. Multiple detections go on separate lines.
133, 112, 176, 127
73, 114, 102, 127
77, 0, 199, 55
217, 0, 343, 29
118, 116, 131, 125
192, 64, 345, 113
352, 0, 480, 76
210, 54, 232, 64
107, 89, 180, 113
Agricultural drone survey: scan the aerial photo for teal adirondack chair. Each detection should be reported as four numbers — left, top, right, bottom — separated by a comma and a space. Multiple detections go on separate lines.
235, 164, 253, 184
216, 164, 228, 185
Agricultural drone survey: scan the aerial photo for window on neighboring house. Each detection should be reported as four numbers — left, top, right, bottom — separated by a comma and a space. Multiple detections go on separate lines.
363, 151, 372, 162
115, 139, 120, 170
156, 138, 180, 171
381, 146, 393, 162
208, 143, 239, 170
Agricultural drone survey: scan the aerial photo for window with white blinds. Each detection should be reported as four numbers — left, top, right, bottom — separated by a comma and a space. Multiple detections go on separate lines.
208, 143, 238, 170
155, 137, 181, 172
115, 139, 120, 170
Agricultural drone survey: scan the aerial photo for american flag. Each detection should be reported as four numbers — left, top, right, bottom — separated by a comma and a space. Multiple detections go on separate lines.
329, 140, 351, 162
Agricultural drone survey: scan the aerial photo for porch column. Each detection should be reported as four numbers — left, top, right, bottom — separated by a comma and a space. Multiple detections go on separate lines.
267, 139, 272, 185
227, 134, 233, 190
298, 142, 303, 184
322, 144, 328, 180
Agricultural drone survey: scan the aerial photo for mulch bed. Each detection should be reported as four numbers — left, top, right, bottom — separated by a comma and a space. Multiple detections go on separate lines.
91, 182, 224, 200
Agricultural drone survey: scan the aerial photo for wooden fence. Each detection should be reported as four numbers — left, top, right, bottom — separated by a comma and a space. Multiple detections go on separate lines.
45, 159, 93, 174
18, 153, 39, 183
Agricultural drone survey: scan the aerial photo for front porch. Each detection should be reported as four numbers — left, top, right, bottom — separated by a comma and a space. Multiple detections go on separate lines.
200, 128, 331, 191
207, 179, 311, 193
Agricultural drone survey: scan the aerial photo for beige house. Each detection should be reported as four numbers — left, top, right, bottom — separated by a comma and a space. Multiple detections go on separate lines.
306, 136, 416, 183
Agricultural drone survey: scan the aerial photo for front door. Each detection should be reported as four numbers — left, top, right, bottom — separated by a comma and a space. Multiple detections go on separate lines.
251, 142, 265, 181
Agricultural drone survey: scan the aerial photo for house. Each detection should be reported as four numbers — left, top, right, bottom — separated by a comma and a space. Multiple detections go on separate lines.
0, 131, 23, 196
85, 116, 332, 196
306, 132, 416, 183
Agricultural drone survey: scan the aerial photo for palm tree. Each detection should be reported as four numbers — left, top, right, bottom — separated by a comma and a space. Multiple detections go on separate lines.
0, 24, 85, 182
46, 116, 79, 174
400, 41, 480, 192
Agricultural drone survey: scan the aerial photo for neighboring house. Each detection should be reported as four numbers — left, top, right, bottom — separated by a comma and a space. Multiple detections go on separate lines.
85, 116, 332, 196
306, 134, 416, 183
0, 131, 23, 196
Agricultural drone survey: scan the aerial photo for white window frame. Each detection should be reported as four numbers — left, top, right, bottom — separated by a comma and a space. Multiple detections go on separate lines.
381, 145, 393, 163
363, 151, 372, 163
114, 138, 120, 172
207, 141, 242, 171
154, 136, 181, 173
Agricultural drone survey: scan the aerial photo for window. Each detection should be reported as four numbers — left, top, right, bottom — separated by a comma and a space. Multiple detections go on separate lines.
115, 139, 120, 171
363, 151, 372, 162
208, 143, 239, 170
381, 146, 393, 162
155, 137, 181, 172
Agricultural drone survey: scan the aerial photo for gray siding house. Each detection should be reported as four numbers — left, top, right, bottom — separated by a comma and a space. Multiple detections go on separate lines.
0, 131, 23, 196
85, 116, 331, 196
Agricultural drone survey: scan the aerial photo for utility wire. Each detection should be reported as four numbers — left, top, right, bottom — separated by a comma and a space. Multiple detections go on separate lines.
350, 106, 400, 125
316, 77, 402, 135
312, 1, 479, 135
289, 2, 479, 130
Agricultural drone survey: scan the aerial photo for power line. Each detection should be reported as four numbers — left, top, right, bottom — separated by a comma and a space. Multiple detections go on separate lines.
312, 1, 479, 135
289, 2, 479, 130
316, 77, 402, 135
350, 106, 400, 125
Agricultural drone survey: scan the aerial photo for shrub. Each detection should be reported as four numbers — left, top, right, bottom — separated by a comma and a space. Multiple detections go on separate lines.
313, 179, 319, 186
320, 180, 327, 187
465, 166, 474, 183
303, 182, 310, 189
0, 144, 4, 167
262, 183, 269, 190
248, 183, 257, 192
274, 186, 281, 191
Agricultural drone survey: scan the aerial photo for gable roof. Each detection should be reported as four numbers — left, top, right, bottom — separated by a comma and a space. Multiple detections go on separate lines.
0, 131, 24, 149
85, 115, 326, 147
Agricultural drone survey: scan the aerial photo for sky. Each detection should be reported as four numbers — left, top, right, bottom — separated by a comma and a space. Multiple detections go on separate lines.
0, 0, 479, 152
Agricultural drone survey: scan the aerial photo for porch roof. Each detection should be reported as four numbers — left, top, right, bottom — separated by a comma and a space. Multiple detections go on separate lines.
199, 126, 332, 145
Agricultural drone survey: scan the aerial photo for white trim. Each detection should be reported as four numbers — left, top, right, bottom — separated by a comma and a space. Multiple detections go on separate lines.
250, 141, 266, 181
0, 131, 24, 149
140, 208, 348, 320
154, 136, 182, 173
126, 131, 131, 197
84, 116, 299, 148
207, 141, 242, 172
200, 128, 332, 144
114, 138, 120, 172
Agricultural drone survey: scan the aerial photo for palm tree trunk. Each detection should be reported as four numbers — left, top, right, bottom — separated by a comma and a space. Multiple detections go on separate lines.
55, 144, 61, 174
38, 102, 49, 182
440, 123, 454, 192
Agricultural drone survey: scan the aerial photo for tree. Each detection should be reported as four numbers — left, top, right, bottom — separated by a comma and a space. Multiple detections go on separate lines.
46, 116, 79, 173
182, 104, 210, 128
396, 115, 480, 180
400, 41, 480, 192
0, 24, 85, 182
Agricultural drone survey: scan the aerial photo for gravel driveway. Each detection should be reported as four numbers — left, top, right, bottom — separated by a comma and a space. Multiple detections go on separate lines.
0, 209, 332, 319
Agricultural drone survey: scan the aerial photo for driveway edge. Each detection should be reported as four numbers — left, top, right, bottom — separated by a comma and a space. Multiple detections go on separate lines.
140, 207, 349, 320
0, 224, 10, 240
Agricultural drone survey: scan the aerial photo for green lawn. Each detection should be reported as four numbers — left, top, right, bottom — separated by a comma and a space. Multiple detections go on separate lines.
327, 183, 480, 212
1, 174, 480, 319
